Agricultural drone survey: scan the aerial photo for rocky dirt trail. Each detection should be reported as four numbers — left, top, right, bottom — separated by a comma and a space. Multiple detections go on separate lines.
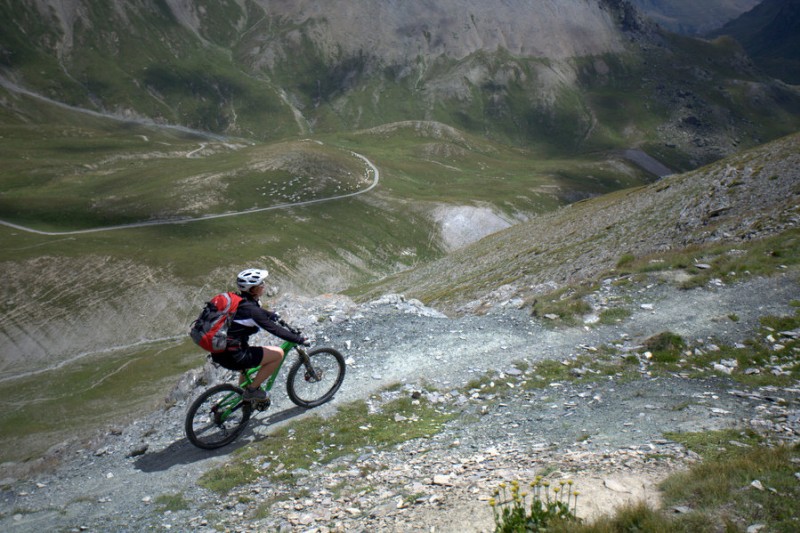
1, 272, 798, 532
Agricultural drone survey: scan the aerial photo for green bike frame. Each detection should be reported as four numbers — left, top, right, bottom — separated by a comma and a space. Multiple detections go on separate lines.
213, 340, 297, 422
240, 340, 297, 391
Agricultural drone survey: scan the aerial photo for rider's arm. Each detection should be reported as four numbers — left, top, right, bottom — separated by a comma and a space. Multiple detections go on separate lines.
253, 307, 306, 344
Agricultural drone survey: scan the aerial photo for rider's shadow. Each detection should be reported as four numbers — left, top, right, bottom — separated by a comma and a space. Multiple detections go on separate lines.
133, 405, 308, 473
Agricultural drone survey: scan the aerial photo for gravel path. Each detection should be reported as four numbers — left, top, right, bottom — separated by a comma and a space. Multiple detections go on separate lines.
1, 272, 798, 531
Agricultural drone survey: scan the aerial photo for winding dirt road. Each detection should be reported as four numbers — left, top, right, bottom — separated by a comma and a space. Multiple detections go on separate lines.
0, 151, 379, 236
0, 75, 379, 236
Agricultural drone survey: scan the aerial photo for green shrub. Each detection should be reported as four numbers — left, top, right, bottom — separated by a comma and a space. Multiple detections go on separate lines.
644, 331, 685, 363
154, 492, 190, 512
598, 307, 632, 325
616, 253, 636, 269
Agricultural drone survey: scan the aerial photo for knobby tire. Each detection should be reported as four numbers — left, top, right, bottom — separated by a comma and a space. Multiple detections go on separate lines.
185, 383, 253, 449
286, 347, 346, 408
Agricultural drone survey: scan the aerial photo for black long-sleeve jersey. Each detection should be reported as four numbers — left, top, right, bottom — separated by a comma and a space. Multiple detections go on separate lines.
226, 293, 305, 346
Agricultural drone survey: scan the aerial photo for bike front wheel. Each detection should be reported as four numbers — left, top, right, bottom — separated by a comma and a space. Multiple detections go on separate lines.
287, 347, 346, 408
185, 383, 253, 449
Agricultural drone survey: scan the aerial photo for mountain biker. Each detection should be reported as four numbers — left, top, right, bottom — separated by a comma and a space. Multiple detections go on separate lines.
212, 268, 307, 403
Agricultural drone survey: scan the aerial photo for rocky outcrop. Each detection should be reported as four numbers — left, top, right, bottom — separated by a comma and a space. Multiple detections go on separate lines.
198, 0, 629, 63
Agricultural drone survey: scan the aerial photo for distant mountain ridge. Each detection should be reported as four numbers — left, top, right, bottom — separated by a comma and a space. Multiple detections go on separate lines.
2, 0, 799, 166
629, 0, 760, 34
231, 0, 631, 62
708, 0, 800, 84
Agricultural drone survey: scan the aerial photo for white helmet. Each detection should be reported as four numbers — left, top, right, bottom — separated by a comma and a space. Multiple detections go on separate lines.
236, 268, 269, 291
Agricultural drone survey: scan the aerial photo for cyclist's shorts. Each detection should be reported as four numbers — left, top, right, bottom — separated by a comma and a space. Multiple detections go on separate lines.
212, 346, 263, 371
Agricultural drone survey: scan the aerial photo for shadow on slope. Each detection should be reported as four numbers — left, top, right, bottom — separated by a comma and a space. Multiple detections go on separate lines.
134, 405, 308, 473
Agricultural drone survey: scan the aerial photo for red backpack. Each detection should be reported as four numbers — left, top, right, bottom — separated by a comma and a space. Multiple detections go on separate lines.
189, 292, 243, 353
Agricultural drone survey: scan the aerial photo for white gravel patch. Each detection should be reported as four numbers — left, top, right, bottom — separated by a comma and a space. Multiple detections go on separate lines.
432, 205, 513, 250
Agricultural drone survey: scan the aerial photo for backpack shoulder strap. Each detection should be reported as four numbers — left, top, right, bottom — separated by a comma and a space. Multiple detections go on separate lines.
225, 292, 243, 313
218, 292, 232, 313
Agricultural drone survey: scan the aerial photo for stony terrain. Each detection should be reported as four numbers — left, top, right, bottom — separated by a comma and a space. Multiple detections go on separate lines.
1, 266, 797, 532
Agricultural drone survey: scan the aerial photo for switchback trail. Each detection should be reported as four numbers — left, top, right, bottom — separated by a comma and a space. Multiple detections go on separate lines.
0, 151, 379, 236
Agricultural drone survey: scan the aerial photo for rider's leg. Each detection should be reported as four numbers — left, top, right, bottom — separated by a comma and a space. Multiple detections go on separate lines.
248, 346, 284, 389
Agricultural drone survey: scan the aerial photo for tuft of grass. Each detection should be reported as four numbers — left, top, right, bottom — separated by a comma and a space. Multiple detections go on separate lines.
643, 331, 685, 364
198, 393, 456, 493
663, 429, 764, 462
659, 435, 800, 532
598, 307, 632, 325
556, 437, 800, 532
199, 461, 257, 494
531, 284, 596, 327
465, 371, 511, 395
525, 359, 578, 387
616, 253, 636, 269
154, 492, 191, 512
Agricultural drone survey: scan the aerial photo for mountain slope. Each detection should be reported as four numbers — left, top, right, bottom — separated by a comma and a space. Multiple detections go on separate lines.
708, 0, 800, 84
629, 0, 760, 34
2, 0, 799, 163
0, 0, 635, 143
356, 132, 800, 314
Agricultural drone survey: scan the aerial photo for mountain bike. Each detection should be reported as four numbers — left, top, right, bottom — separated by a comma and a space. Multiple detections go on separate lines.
185, 325, 345, 449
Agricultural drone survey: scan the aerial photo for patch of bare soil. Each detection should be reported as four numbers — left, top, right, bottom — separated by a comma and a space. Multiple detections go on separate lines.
432, 204, 513, 251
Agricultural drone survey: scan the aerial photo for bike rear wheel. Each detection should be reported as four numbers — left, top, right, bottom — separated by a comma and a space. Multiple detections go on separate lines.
287, 347, 346, 408
185, 383, 253, 449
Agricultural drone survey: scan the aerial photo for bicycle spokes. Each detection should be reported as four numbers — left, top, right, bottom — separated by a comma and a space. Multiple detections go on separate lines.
287, 347, 345, 408
185, 384, 253, 449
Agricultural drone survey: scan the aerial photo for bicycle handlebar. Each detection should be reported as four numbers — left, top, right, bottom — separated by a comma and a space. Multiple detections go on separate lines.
276, 315, 304, 338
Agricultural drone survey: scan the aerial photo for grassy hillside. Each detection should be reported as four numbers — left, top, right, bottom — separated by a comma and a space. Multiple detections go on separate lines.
0, 92, 655, 407
354, 132, 800, 314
